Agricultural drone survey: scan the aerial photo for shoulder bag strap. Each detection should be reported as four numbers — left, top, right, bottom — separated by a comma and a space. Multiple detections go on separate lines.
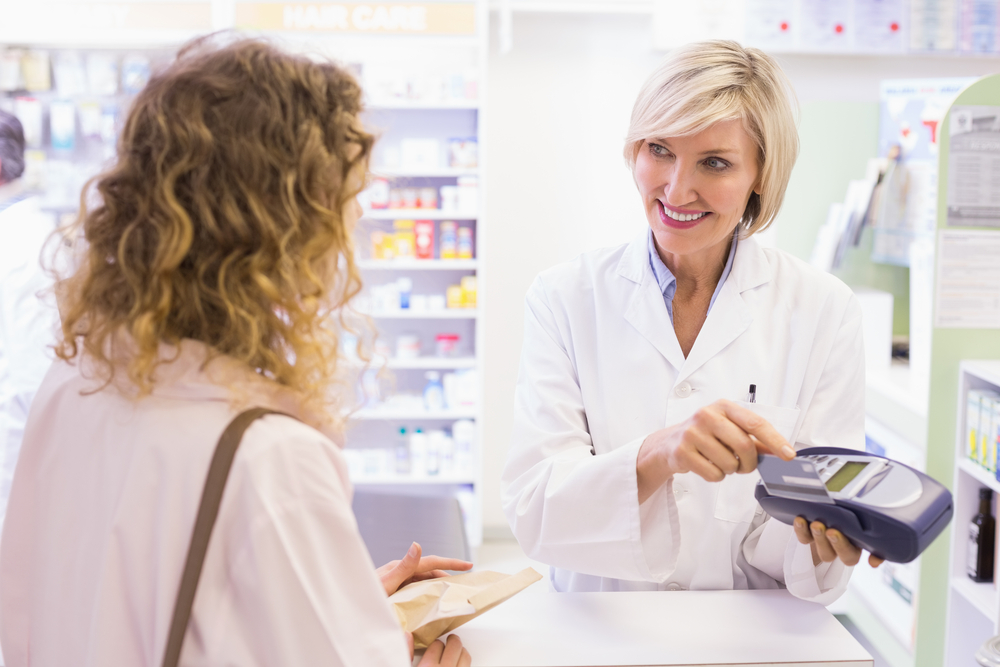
161, 406, 296, 667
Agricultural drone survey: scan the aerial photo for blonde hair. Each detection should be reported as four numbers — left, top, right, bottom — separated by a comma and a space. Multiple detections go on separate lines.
624, 40, 798, 235
56, 36, 374, 423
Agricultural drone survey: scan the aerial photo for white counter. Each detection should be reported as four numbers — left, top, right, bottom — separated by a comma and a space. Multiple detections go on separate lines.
456, 589, 873, 667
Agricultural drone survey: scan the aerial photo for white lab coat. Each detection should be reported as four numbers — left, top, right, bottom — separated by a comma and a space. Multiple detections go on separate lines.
0, 186, 57, 535
0, 340, 411, 667
502, 231, 865, 604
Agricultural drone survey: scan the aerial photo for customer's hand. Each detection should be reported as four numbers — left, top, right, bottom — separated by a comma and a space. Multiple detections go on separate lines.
637, 399, 796, 503
376, 542, 473, 596
793, 518, 885, 568
418, 635, 471, 667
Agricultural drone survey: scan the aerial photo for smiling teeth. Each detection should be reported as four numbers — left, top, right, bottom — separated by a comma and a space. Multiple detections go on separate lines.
662, 206, 708, 222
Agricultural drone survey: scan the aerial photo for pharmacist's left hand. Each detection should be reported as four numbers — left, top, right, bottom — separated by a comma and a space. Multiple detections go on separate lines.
377, 541, 473, 596
793, 518, 885, 568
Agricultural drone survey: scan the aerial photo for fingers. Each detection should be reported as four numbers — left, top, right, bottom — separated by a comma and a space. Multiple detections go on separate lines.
378, 542, 422, 596
441, 635, 465, 665
418, 639, 444, 667
825, 529, 863, 567
419, 635, 470, 667
719, 400, 795, 460
405, 631, 415, 660
414, 556, 473, 574
869, 554, 885, 568
794, 519, 865, 567
793, 516, 812, 544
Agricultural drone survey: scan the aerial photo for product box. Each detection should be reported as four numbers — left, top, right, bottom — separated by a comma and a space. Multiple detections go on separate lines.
982, 391, 1000, 471
969, 390, 984, 463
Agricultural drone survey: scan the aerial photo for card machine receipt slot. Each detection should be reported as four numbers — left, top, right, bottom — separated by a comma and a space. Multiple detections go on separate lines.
755, 447, 953, 563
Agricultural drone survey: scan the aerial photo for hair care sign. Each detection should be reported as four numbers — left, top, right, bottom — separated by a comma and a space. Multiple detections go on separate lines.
235, 2, 476, 35
0, 2, 212, 43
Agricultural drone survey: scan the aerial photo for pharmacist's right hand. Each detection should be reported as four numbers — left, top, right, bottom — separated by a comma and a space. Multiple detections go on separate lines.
636, 399, 796, 504
418, 635, 471, 667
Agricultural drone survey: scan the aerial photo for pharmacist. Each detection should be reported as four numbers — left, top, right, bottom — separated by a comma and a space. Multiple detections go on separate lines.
502, 41, 883, 603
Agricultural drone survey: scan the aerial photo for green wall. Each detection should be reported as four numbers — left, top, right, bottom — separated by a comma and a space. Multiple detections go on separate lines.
778, 100, 910, 335
914, 74, 1000, 667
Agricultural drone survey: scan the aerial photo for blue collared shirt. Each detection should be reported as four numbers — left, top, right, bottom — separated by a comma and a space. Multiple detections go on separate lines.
647, 227, 739, 324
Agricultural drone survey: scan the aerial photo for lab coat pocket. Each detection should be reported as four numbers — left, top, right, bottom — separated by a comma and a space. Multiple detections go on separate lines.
735, 401, 801, 444
713, 403, 800, 524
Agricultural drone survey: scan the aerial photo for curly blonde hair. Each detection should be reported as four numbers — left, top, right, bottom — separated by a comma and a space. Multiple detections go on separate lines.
56, 36, 374, 420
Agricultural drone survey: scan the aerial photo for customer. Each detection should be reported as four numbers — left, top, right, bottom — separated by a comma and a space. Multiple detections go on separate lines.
0, 110, 58, 541
0, 38, 471, 667
503, 40, 881, 603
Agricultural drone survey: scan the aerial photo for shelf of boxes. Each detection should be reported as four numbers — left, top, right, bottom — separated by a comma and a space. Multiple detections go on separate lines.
357, 259, 479, 271
372, 167, 478, 178
364, 309, 478, 320
339, 5, 486, 548
385, 357, 477, 370
366, 100, 479, 110
362, 209, 477, 220
944, 360, 1000, 665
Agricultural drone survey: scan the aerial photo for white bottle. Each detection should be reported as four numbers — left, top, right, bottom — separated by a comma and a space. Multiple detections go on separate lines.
409, 428, 427, 477
452, 419, 475, 476
394, 427, 410, 476
439, 431, 456, 476
423, 371, 445, 411
425, 429, 442, 476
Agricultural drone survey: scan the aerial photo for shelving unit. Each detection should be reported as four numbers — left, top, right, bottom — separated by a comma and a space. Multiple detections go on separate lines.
362, 209, 477, 220
357, 259, 479, 270
943, 361, 1000, 664
334, 0, 488, 550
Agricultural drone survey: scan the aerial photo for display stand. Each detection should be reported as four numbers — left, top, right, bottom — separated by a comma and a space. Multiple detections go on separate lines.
823, 74, 1000, 667
915, 74, 1000, 667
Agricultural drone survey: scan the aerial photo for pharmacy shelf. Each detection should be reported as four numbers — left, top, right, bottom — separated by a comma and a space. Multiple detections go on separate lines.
346, 357, 478, 370
352, 475, 477, 486
372, 167, 479, 178
352, 408, 478, 420
951, 576, 998, 624
958, 458, 1000, 495
362, 209, 477, 220
386, 357, 477, 370
945, 361, 1000, 663
357, 259, 478, 270
366, 100, 480, 110
365, 309, 478, 319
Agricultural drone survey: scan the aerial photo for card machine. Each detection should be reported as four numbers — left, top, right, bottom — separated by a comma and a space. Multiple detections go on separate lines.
755, 447, 953, 563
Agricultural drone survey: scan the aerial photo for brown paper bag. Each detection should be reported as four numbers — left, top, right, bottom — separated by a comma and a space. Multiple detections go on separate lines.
388, 567, 542, 649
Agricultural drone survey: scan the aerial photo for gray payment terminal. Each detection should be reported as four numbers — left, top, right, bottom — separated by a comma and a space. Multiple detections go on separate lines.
754, 447, 953, 563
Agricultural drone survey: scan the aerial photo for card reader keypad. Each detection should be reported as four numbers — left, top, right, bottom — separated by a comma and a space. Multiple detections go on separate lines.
804, 455, 843, 483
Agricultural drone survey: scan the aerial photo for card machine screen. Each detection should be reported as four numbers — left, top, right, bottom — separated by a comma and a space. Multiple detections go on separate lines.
826, 461, 868, 492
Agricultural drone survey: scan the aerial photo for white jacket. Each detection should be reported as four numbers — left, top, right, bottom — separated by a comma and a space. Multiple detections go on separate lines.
502, 232, 865, 604
0, 340, 410, 666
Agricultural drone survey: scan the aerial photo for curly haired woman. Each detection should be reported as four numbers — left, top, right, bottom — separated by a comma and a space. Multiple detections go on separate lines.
0, 37, 471, 667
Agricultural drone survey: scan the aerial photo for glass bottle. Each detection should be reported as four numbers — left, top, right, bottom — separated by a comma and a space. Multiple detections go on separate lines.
968, 487, 995, 582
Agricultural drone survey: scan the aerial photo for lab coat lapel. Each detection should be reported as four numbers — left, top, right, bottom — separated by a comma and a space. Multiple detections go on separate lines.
618, 233, 686, 371
677, 235, 772, 383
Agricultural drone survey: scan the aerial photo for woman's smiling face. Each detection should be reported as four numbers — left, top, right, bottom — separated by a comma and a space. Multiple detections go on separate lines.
635, 119, 761, 262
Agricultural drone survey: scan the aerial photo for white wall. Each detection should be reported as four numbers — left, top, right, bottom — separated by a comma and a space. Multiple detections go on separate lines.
480, 10, 1000, 536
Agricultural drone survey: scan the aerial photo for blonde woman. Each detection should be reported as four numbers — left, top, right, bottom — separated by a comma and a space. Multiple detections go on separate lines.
0, 38, 470, 667
503, 41, 881, 601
